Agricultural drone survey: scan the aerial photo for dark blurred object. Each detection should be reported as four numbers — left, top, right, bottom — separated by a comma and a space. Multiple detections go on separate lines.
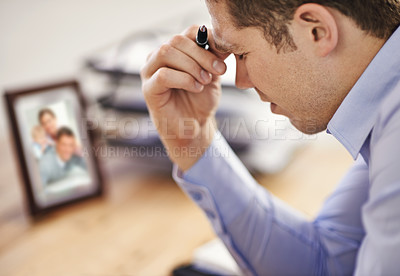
173, 264, 221, 276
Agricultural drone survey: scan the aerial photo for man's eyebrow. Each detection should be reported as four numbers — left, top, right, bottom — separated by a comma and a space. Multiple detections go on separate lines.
214, 40, 242, 53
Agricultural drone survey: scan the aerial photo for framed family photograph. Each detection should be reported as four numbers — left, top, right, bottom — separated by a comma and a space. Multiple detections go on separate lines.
4, 80, 104, 217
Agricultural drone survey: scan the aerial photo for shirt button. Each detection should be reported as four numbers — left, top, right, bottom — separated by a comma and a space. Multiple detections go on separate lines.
205, 210, 216, 219
189, 191, 203, 201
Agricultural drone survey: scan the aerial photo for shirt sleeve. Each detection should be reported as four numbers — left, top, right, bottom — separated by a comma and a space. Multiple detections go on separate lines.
173, 131, 369, 276
39, 156, 49, 186
32, 143, 42, 159
355, 99, 400, 275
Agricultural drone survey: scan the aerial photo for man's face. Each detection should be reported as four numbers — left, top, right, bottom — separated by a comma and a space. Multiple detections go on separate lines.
207, 1, 341, 134
56, 135, 75, 162
40, 113, 58, 136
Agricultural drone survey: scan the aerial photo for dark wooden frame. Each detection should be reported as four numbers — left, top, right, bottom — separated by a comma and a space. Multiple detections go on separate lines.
3, 80, 104, 218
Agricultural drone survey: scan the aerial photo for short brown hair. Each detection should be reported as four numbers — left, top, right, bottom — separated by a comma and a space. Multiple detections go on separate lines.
38, 108, 56, 122
210, 0, 400, 52
56, 126, 75, 140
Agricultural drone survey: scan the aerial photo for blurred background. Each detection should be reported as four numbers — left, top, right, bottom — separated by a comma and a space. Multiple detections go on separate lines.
0, 1, 354, 275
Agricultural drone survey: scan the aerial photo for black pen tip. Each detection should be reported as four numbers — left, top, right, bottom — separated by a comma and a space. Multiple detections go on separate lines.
197, 25, 208, 46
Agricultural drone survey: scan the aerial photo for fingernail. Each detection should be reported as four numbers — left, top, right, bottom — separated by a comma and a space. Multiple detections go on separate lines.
195, 81, 204, 91
201, 70, 211, 83
213, 60, 225, 74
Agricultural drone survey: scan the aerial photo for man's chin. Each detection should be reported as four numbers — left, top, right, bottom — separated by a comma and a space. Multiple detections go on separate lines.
270, 103, 291, 117
271, 103, 293, 117
269, 104, 326, 134
289, 118, 326, 135
270, 103, 279, 114
60, 156, 72, 162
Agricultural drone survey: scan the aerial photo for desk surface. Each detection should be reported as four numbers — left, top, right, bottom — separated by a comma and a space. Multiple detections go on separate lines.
0, 136, 353, 276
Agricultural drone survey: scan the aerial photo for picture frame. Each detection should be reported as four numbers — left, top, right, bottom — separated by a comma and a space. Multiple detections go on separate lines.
4, 80, 104, 217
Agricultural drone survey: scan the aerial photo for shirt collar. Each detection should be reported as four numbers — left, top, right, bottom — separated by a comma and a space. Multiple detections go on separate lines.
56, 152, 66, 168
327, 26, 400, 159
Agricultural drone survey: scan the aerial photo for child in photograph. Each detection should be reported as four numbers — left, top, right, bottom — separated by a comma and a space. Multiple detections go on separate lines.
31, 125, 52, 159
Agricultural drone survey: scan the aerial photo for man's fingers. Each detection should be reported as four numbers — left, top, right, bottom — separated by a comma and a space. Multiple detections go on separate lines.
142, 43, 212, 85
181, 24, 201, 40
168, 34, 227, 76
144, 67, 205, 97
141, 25, 229, 100
182, 25, 231, 60
146, 50, 155, 62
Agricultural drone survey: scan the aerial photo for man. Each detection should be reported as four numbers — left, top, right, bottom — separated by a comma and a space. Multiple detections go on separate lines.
38, 108, 58, 141
141, 1, 400, 275
40, 127, 86, 186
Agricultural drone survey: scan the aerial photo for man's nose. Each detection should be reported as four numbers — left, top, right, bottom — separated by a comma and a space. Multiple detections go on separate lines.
235, 56, 254, 90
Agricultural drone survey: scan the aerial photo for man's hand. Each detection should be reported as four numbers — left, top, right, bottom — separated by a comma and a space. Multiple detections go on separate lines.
140, 25, 228, 171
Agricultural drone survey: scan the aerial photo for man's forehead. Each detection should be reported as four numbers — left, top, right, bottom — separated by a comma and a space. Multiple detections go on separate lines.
59, 136, 75, 142
207, 0, 244, 53
212, 28, 242, 53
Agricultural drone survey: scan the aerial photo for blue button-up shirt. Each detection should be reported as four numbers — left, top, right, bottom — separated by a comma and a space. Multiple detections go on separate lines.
173, 26, 400, 276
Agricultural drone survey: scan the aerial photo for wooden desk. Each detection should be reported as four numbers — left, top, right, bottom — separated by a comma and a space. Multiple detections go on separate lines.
0, 136, 353, 276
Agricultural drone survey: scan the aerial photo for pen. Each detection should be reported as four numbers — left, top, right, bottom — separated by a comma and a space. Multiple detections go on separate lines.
196, 25, 209, 50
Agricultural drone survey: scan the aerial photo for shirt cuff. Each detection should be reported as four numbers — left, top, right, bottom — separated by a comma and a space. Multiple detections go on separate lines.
173, 131, 263, 224
172, 132, 266, 276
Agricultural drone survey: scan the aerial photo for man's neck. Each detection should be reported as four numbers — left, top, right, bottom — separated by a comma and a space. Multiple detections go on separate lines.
336, 12, 387, 98
55, 152, 66, 168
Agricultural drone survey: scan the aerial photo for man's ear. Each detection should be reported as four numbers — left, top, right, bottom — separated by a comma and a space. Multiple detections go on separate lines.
293, 4, 338, 57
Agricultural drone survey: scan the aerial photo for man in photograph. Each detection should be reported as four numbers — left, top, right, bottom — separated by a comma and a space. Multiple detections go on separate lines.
39, 127, 86, 186
141, 0, 400, 275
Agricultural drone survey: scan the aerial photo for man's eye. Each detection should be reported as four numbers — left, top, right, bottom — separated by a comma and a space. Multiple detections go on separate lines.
237, 53, 248, 60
